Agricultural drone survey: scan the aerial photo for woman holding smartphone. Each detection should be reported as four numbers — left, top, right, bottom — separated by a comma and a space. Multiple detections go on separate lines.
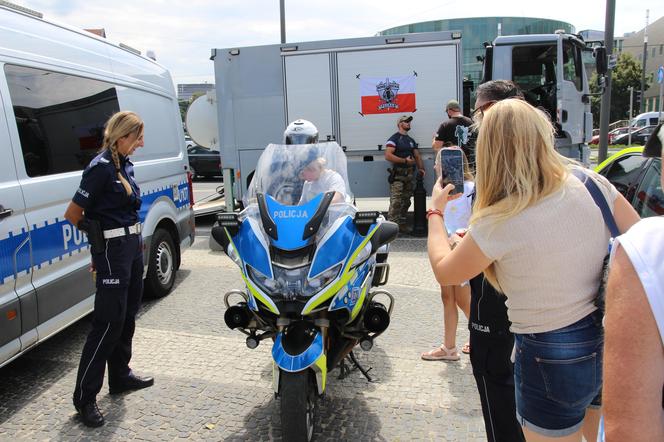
421, 147, 474, 361
426, 99, 639, 442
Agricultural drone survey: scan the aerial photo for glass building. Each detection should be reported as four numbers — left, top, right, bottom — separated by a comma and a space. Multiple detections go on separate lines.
380, 17, 575, 86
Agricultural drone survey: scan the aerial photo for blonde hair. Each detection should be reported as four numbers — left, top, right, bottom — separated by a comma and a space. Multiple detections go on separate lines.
470, 99, 568, 289
101, 111, 143, 195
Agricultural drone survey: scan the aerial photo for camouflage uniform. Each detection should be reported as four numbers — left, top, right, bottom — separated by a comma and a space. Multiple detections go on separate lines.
387, 165, 415, 228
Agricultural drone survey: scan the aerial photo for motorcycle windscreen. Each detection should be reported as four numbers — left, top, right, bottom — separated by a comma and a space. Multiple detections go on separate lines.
245, 142, 352, 207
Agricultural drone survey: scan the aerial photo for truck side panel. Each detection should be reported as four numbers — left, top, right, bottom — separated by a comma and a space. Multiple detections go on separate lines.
336, 44, 459, 152
284, 54, 334, 141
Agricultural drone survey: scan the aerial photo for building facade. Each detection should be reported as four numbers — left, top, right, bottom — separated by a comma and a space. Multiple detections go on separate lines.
177, 83, 215, 102
380, 17, 575, 86
620, 15, 664, 114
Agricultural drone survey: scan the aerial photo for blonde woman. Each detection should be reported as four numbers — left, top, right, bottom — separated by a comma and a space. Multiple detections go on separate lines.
426, 99, 639, 442
421, 147, 473, 361
64, 111, 154, 427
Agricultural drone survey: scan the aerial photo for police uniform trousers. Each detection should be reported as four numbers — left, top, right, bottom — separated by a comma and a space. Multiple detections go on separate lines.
387, 165, 415, 226
73, 233, 143, 406
468, 275, 524, 442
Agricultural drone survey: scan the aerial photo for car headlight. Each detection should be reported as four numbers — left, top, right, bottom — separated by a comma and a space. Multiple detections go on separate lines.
350, 242, 372, 268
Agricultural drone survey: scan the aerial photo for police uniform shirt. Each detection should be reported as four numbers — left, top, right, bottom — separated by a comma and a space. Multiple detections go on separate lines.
386, 132, 418, 159
72, 150, 141, 230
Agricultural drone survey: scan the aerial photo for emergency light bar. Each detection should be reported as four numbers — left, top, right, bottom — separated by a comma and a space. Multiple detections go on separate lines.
354, 211, 380, 225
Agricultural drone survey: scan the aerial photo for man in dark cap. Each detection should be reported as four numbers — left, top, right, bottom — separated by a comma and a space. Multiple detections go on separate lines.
384, 115, 424, 232
432, 99, 474, 165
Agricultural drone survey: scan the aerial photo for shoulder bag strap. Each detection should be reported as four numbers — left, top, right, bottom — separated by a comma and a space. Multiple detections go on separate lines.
571, 169, 620, 238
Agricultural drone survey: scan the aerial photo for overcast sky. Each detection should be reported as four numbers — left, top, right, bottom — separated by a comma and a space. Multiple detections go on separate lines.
20, 0, 664, 86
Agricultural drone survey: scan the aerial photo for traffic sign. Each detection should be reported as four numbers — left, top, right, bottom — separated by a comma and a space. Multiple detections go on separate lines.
658, 65, 664, 84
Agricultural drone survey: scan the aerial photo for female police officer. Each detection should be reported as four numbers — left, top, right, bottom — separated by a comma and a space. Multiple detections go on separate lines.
64, 111, 153, 427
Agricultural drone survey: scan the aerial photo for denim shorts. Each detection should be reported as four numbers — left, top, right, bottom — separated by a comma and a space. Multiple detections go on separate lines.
514, 311, 603, 437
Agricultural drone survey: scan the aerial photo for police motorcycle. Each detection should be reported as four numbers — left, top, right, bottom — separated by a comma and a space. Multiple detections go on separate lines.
211, 120, 398, 441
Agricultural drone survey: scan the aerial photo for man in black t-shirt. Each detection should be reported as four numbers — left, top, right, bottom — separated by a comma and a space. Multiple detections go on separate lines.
384, 115, 425, 232
432, 100, 474, 167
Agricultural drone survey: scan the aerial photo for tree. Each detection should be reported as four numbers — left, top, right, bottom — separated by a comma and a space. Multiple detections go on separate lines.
178, 100, 189, 123
590, 52, 648, 126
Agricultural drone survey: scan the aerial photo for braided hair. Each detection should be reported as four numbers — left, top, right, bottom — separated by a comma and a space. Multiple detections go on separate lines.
101, 111, 143, 195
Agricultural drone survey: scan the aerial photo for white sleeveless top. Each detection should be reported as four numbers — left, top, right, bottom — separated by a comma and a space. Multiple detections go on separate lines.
612, 217, 664, 342
444, 181, 474, 234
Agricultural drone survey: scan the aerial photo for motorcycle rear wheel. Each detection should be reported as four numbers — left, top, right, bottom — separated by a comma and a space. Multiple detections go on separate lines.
280, 370, 316, 442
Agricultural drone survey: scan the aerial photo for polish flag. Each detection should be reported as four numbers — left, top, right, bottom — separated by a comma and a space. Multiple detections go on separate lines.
360, 75, 416, 115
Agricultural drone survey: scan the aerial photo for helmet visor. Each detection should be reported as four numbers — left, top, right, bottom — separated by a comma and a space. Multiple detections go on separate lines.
285, 133, 318, 145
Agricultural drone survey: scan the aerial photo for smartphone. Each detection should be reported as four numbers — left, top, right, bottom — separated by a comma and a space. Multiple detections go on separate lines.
440, 148, 464, 195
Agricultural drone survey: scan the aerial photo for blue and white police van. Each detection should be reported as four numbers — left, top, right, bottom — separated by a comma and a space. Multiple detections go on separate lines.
0, 2, 195, 368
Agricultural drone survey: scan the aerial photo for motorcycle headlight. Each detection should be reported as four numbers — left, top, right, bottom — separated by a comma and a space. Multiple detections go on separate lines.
227, 244, 241, 267
307, 263, 342, 292
246, 265, 278, 293
350, 242, 372, 268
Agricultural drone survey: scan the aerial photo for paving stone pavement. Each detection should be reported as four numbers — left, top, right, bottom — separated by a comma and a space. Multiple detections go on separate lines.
0, 236, 487, 441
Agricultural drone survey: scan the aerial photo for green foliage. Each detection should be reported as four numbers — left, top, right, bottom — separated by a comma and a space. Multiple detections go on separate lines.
178, 100, 189, 123
590, 52, 649, 126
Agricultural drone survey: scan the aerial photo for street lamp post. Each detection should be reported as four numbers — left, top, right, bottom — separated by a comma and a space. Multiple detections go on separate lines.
280, 0, 285, 44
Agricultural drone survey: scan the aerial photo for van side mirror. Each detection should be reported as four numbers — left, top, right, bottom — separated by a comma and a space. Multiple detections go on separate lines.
594, 47, 607, 76
370, 221, 399, 253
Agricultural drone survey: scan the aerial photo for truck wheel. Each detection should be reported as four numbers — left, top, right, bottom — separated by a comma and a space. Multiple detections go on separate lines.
280, 370, 316, 442
145, 228, 176, 298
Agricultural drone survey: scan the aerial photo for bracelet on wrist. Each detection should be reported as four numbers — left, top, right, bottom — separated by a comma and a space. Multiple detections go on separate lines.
426, 209, 443, 219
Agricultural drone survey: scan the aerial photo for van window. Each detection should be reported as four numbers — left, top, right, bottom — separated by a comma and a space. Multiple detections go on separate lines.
5, 65, 120, 177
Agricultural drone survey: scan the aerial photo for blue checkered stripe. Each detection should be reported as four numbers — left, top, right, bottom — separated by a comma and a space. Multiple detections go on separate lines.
0, 182, 189, 285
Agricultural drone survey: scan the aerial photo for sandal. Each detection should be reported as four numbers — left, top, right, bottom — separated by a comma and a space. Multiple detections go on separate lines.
421, 344, 460, 361
461, 342, 470, 354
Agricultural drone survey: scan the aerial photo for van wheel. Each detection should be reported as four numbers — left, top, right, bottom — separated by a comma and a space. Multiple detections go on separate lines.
145, 228, 176, 298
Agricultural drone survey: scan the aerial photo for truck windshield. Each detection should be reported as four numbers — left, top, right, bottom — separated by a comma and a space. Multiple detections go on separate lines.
511, 44, 557, 121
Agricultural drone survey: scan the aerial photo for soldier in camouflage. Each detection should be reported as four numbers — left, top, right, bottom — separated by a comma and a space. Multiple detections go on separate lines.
384, 115, 425, 233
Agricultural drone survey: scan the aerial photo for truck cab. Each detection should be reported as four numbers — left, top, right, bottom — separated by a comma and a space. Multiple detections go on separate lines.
483, 33, 594, 162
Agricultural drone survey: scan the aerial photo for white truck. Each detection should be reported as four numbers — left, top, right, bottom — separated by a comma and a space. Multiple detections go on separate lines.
481, 32, 607, 164
211, 31, 464, 201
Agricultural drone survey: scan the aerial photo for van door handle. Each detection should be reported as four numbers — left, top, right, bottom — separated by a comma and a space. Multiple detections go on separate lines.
0, 208, 13, 219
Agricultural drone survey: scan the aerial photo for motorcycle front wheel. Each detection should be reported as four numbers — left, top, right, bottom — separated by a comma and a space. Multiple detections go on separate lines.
280, 370, 316, 442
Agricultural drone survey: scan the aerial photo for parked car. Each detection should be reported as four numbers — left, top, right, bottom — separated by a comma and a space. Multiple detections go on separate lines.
187, 145, 222, 179
611, 125, 656, 146
607, 127, 630, 144
590, 129, 600, 145
595, 146, 663, 217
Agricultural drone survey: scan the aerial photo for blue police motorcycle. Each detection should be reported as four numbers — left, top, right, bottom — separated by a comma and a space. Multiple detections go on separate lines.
212, 142, 397, 441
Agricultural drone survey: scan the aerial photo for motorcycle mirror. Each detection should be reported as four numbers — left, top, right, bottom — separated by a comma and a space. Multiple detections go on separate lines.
211, 225, 231, 251
212, 212, 240, 251
370, 221, 399, 253
354, 211, 380, 235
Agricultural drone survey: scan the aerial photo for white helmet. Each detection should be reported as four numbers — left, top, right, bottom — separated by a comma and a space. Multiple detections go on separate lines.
283, 119, 319, 145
